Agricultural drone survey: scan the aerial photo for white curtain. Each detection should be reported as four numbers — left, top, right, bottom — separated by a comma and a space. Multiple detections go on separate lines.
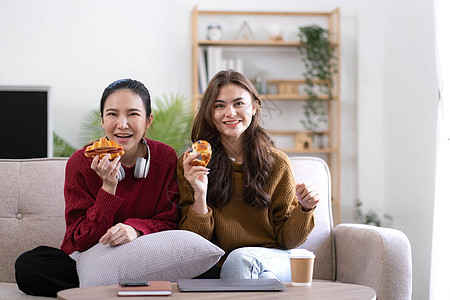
430, 0, 450, 299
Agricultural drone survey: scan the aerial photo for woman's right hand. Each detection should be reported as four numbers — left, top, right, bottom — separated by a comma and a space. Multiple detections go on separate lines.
182, 149, 209, 214
91, 154, 121, 195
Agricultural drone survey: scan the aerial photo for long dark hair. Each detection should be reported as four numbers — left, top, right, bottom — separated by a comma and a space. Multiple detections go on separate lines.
100, 79, 151, 117
192, 70, 274, 208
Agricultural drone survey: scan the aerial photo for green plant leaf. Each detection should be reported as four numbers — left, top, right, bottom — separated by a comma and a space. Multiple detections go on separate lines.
53, 132, 76, 157
298, 25, 337, 134
354, 198, 393, 227
147, 93, 193, 155
80, 109, 104, 145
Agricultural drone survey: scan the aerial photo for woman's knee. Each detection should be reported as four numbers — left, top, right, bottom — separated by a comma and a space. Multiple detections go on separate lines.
223, 248, 254, 267
15, 246, 72, 279
15, 246, 79, 297
14, 246, 50, 294
221, 247, 291, 280
221, 248, 258, 279
15, 247, 44, 275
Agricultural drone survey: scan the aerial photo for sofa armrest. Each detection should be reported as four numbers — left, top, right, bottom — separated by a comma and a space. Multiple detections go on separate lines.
333, 223, 412, 300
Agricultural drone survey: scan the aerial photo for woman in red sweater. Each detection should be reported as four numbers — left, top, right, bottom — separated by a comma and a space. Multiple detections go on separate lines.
15, 79, 180, 297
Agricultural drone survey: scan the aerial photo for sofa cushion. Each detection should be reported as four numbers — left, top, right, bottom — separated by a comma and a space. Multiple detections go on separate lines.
71, 230, 225, 287
0, 158, 68, 283
0, 282, 54, 299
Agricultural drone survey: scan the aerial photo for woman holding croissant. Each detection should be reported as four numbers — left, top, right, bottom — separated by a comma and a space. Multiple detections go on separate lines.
178, 70, 320, 280
15, 79, 180, 297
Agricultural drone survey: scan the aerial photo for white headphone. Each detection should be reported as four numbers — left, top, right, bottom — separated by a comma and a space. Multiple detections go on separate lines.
116, 138, 150, 181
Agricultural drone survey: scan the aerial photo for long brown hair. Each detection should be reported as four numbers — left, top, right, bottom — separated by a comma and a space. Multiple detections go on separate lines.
191, 70, 274, 208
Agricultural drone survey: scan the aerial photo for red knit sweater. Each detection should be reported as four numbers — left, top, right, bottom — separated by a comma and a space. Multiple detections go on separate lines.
60, 138, 180, 254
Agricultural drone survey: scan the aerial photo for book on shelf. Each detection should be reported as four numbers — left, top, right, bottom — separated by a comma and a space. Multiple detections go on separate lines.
197, 48, 208, 93
204, 47, 244, 87
117, 281, 172, 296
223, 58, 244, 74
206, 46, 223, 81
235, 58, 244, 73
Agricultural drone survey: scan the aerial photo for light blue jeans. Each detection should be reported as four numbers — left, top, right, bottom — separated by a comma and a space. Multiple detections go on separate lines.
220, 247, 291, 281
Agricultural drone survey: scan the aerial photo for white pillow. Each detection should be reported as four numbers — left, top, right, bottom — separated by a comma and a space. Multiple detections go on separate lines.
70, 230, 224, 287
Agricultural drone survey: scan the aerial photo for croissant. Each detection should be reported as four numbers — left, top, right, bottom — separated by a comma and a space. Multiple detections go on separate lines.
189, 140, 212, 167
84, 137, 125, 160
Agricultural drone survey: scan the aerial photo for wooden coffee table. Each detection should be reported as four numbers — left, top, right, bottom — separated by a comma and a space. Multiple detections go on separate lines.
57, 280, 376, 299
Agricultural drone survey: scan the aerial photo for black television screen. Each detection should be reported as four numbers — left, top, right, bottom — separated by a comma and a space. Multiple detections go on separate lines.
0, 89, 49, 159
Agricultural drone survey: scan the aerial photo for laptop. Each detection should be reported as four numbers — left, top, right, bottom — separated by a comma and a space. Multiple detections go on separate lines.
177, 278, 286, 292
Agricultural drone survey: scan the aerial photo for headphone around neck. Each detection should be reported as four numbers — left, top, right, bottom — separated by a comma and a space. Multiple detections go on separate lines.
116, 138, 150, 181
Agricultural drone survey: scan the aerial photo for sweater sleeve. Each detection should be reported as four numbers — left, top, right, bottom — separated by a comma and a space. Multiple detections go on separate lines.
124, 145, 180, 235
269, 151, 315, 249
62, 151, 124, 253
176, 155, 215, 240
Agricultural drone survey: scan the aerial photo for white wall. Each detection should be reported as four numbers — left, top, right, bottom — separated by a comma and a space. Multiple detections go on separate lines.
0, 0, 194, 147
0, 0, 437, 299
358, 1, 437, 299
0, 0, 359, 220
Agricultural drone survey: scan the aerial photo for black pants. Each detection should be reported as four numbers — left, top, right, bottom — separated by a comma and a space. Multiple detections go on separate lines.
15, 246, 79, 298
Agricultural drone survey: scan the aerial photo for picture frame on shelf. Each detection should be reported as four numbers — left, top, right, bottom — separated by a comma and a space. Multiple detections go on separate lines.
233, 21, 256, 41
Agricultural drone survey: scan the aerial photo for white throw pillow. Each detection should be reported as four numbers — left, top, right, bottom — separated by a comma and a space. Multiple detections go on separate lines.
70, 230, 225, 287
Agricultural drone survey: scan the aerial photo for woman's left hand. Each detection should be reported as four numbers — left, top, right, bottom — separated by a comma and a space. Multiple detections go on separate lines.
296, 182, 320, 211
99, 223, 142, 247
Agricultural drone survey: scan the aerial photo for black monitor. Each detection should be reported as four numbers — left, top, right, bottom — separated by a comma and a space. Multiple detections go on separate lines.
0, 87, 51, 158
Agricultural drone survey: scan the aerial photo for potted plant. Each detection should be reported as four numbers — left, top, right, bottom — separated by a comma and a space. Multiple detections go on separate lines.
297, 25, 337, 144
146, 93, 193, 155
53, 132, 77, 157
354, 199, 393, 227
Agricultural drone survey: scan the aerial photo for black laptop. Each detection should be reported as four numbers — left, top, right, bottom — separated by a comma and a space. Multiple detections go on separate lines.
177, 278, 286, 292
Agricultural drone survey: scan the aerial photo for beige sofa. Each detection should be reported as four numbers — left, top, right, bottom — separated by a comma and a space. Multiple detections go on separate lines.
1, 158, 67, 299
0, 157, 412, 299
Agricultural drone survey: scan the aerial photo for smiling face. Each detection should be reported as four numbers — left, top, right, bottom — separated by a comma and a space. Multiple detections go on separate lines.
212, 84, 257, 142
101, 89, 152, 159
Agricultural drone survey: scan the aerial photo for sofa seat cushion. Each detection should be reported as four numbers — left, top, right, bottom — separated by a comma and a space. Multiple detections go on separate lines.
71, 230, 225, 287
0, 282, 53, 299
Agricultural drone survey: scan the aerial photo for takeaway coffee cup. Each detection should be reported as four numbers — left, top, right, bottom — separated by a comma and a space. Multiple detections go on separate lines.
290, 249, 315, 286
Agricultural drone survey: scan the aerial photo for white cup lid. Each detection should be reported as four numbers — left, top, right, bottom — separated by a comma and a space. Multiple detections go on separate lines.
290, 249, 315, 258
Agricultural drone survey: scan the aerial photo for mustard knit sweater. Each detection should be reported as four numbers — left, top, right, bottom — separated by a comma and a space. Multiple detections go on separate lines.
176, 148, 315, 256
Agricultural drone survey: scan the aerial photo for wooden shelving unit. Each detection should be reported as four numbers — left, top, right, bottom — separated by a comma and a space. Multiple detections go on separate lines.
191, 6, 341, 224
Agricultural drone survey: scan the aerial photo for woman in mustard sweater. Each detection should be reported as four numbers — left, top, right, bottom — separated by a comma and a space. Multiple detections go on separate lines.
177, 70, 320, 280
